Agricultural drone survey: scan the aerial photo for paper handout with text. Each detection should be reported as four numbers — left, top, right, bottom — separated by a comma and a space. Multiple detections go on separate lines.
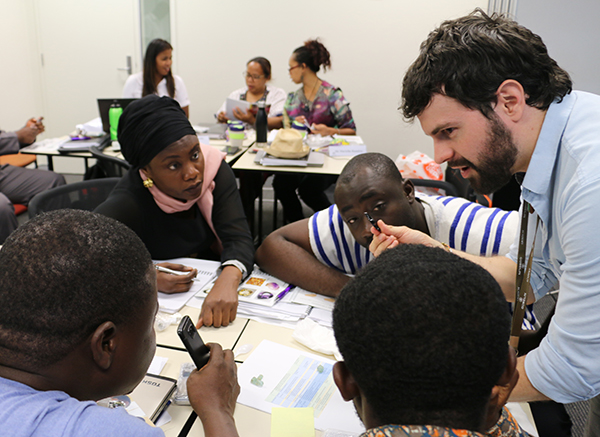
237, 340, 365, 433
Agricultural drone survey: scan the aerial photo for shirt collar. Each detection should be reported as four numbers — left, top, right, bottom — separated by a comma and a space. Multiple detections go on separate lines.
522, 92, 577, 197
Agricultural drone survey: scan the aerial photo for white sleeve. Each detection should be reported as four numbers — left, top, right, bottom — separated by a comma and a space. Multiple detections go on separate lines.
122, 73, 143, 98
266, 86, 287, 117
217, 88, 245, 116
174, 75, 190, 108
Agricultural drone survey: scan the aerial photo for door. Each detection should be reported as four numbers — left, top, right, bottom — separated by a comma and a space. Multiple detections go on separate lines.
35, 0, 141, 139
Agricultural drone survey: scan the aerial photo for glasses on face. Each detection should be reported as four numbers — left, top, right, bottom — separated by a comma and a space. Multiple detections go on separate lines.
243, 72, 264, 80
288, 64, 301, 73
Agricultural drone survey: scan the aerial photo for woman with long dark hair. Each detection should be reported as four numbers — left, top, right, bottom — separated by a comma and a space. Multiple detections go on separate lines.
122, 39, 190, 117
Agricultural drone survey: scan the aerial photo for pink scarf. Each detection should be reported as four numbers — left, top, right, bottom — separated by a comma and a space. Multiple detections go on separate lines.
140, 143, 227, 253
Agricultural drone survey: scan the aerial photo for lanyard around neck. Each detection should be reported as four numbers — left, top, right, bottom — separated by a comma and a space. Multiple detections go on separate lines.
509, 201, 540, 352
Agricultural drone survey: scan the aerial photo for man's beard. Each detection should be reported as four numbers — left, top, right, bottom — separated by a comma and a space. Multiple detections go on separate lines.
449, 113, 518, 195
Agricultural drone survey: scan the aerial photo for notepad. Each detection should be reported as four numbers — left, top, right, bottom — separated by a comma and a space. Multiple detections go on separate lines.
271, 407, 315, 437
155, 258, 220, 313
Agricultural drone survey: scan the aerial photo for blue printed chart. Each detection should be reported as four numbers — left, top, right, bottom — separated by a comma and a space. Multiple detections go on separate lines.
265, 356, 334, 416
237, 340, 365, 433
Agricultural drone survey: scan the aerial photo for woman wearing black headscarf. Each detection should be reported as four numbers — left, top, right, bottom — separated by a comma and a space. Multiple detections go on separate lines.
95, 95, 253, 328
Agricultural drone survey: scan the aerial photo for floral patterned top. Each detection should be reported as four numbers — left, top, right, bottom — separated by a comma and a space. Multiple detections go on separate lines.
283, 80, 356, 130
360, 407, 530, 437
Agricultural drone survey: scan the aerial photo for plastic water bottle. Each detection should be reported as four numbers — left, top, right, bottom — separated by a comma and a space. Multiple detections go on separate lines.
256, 101, 268, 147
108, 104, 123, 142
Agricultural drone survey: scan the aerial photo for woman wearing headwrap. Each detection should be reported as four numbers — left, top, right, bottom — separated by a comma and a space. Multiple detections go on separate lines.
95, 95, 254, 328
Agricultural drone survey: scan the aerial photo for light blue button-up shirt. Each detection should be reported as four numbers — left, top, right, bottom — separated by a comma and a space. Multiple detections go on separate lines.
508, 91, 600, 403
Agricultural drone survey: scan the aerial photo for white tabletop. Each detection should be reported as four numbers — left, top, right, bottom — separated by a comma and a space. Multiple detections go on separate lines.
155, 305, 249, 351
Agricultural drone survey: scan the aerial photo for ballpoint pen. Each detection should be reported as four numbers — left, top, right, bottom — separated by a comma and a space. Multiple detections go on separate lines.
155, 265, 202, 282
364, 212, 381, 232
275, 284, 295, 303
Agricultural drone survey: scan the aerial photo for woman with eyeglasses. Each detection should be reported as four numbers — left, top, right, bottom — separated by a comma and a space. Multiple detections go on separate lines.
123, 38, 190, 118
216, 57, 286, 129
284, 39, 356, 136
274, 39, 356, 223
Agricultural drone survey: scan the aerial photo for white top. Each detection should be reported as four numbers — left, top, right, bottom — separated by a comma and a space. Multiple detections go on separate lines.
122, 72, 190, 108
217, 85, 287, 118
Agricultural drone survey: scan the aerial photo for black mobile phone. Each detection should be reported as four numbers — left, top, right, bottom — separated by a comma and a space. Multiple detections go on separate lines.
364, 212, 381, 232
177, 315, 211, 370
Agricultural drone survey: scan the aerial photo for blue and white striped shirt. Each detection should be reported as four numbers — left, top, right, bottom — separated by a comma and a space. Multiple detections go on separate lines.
308, 194, 535, 329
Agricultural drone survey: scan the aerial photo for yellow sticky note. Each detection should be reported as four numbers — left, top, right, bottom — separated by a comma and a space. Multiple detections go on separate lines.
271, 407, 315, 437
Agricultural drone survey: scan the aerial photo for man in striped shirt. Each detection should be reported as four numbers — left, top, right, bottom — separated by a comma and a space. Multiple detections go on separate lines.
258, 153, 536, 318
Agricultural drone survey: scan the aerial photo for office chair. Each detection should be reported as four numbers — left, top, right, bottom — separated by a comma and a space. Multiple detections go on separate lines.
408, 178, 460, 197
89, 145, 131, 178
28, 177, 121, 218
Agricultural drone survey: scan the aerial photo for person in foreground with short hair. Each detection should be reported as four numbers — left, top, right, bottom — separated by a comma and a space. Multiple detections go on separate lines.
369, 9, 600, 435
332, 244, 528, 437
0, 210, 239, 437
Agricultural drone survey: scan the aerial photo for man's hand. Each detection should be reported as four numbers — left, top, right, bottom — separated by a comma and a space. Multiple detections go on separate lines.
197, 266, 241, 328
368, 220, 442, 257
17, 117, 44, 145
155, 262, 198, 294
188, 343, 240, 437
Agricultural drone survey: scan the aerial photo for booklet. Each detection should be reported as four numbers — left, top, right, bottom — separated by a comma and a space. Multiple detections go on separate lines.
97, 373, 177, 424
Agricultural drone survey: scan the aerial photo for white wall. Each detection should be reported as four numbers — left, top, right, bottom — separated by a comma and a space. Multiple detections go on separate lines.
172, 0, 487, 160
0, 0, 44, 130
516, 0, 600, 95
2, 0, 488, 169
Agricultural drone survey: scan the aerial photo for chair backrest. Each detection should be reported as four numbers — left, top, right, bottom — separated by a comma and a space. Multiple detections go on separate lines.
90, 145, 131, 178
409, 178, 460, 197
28, 177, 121, 218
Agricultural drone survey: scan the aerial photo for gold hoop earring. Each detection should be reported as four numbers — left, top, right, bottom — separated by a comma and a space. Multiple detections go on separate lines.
143, 178, 154, 189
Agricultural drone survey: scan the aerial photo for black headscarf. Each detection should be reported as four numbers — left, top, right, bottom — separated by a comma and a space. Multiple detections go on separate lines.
118, 95, 196, 169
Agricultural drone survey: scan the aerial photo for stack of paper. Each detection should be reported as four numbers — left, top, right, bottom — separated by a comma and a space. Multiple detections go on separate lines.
290, 287, 335, 311
155, 258, 220, 314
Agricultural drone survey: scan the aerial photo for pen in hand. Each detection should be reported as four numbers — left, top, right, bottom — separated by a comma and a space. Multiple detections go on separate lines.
155, 265, 201, 282
364, 212, 381, 232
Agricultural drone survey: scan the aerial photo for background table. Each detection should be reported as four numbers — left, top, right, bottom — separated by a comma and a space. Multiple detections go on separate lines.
232, 149, 353, 241
20, 134, 254, 171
